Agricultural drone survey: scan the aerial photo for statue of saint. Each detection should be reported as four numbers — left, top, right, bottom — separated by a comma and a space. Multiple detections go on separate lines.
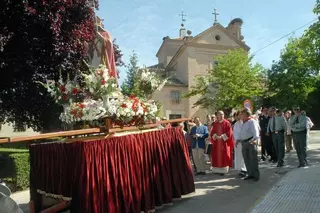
87, 17, 117, 82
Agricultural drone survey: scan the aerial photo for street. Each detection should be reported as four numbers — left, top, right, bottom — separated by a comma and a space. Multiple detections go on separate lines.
12, 131, 320, 213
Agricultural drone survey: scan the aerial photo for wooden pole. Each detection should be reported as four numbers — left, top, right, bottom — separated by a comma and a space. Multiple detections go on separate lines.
0, 118, 190, 144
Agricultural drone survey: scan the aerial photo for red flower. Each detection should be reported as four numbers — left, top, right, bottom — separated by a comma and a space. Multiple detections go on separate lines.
121, 103, 127, 108
60, 85, 66, 92
62, 94, 68, 100
101, 79, 106, 85
72, 88, 78, 95
79, 103, 85, 109
71, 110, 77, 115
129, 94, 136, 99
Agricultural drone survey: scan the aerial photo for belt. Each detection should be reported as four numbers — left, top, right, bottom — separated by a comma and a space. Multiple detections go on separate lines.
272, 130, 284, 134
241, 137, 253, 142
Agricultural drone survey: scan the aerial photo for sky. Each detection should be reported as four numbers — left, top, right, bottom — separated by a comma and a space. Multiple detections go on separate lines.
97, 0, 318, 85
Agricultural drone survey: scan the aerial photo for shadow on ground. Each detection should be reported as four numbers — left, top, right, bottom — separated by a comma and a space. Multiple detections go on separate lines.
19, 203, 29, 212
157, 147, 320, 213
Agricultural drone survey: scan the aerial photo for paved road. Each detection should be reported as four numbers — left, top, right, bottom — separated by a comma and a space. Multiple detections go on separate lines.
12, 131, 320, 213
158, 131, 320, 213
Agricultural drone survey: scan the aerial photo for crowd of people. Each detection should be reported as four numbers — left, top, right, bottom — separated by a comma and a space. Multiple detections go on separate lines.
182, 106, 314, 182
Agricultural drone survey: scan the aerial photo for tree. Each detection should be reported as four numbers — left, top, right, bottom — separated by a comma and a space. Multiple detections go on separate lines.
0, 1, 125, 132
113, 38, 125, 78
267, 38, 318, 110
185, 48, 266, 110
0, 0, 97, 131
304, 0, 320, 73
121, 52, 140, 96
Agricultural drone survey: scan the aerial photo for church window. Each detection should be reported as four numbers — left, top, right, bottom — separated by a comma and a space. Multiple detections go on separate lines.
215, 35, 221, 41
171, 91, 181, 104
169, 114, 182, 119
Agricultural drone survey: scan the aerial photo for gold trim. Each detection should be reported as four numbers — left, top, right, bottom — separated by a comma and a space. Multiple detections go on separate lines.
37, 189, 72, 201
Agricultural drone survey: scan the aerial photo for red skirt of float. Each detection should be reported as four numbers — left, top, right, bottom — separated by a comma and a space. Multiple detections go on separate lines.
29, 127, 195, 213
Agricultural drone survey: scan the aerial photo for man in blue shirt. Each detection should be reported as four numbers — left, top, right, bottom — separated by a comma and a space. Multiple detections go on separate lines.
190, 117, 209, 175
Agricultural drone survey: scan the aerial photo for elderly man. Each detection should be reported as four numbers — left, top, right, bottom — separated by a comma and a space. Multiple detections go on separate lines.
190, 117, 209, 175
210, 111, 234, 175
236, 108, 260, 181
290, 107, 308, 167
267, 107, 287, 167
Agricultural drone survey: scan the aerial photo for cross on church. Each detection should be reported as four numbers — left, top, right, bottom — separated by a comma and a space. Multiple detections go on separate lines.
212, 8, 219, 24
179, 11, 186, 26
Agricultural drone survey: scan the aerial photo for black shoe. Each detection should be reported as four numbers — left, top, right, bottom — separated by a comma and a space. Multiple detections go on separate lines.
238, 171, 247, 177
253, 178, 259, 182
220, 173, 225, 176
195, 172, 201, 175
268, 159, 273, 162
277, 163, 284, 167
244, 176, 254, 180
260, 157, 266, 162
272, 160, 278, 164
200, 172, 206, 175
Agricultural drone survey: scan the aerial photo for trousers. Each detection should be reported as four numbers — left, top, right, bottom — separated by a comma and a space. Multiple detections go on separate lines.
242, 142, 259, 179
285, 134, 293, 151
292, 131, 307, 166
192, 146, 205, 172
272, 132, 285, 164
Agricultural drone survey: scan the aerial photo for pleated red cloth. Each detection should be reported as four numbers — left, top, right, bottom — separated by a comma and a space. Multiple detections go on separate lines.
29, 127, 195, 213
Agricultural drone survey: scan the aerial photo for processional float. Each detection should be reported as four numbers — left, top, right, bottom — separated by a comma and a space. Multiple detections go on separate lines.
0, 16, 195, 213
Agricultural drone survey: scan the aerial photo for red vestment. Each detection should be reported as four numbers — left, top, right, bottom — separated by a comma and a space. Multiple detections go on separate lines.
210, 119, 234, 171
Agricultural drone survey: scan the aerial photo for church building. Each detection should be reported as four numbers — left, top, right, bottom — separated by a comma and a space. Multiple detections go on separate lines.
151, 11, 250, 120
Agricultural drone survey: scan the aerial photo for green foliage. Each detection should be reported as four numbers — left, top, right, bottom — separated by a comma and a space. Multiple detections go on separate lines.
185, 48, 266, 110
266, 0, 320, 128
268, 38, 318, 109
0, 149, 30, 191
121, 52, 140, 96
10, 153, 30, 190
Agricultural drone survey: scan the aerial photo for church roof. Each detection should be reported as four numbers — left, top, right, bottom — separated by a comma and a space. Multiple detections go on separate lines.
165, 76, 187, 87
191, 23, 250, 50
165, 23, 250, 71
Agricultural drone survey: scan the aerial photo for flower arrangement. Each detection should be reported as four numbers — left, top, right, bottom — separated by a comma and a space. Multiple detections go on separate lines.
59, 99, 106, 124
83, 64, 117, 98
42, 64, 162, 128
134, 68, 167, 98
106, 95, 158, 126
42, 75, 83, 105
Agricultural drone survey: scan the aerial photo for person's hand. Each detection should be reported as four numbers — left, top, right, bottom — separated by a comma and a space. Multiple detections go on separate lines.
265, 132, 270, 136
195, 133, 200, 138
235, 140, 240, 147
250, 140, 257, 145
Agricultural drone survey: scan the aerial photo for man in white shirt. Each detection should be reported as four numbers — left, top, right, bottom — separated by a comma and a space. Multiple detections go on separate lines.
236, 108, 260, 182
301, 111, 314, 150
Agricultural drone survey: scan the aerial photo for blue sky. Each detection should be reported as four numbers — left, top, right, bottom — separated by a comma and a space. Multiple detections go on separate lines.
97, 0, 317, 84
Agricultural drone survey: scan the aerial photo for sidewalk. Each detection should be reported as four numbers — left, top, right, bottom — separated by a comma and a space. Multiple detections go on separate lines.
251, 164, 320, 213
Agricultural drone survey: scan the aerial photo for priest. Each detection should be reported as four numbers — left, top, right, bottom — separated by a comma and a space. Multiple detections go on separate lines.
210, 111, 234, 175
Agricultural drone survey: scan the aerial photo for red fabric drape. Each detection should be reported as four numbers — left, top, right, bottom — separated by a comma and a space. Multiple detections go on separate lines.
29, 127, 195, 213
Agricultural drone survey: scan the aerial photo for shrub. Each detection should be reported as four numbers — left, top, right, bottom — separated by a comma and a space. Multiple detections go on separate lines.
0, 148, 30, 191
10, 153, 30, 190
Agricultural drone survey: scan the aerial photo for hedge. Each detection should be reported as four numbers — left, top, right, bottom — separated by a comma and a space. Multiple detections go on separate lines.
0, 148, 30, 191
